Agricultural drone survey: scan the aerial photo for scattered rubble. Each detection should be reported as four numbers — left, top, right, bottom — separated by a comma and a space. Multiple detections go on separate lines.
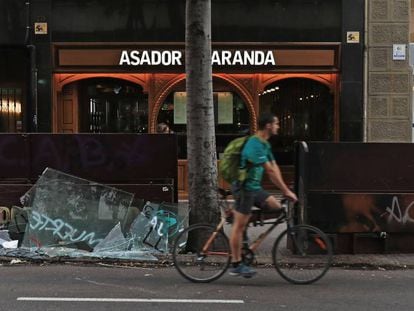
0, 168, 188, 263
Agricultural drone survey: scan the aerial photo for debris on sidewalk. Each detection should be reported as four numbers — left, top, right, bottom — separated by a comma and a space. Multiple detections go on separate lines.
9, 259, 25, 265
0, 230, 18, 249
0, 168, 188, 263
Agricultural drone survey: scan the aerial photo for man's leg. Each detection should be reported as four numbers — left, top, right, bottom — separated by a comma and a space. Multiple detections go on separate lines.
229, 211, 256, 277
264, 195, 282, 209
229, 189, 257, 277
230, 210, 250, 263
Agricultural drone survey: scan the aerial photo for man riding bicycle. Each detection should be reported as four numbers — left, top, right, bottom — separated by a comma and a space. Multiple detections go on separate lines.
229, 112, 298, 278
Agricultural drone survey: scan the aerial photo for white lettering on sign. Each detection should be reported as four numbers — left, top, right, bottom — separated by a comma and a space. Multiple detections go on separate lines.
119, 50, 276, 66
386, 196, 414, 225
211, 50, 275, 66
119, 50, 183, 66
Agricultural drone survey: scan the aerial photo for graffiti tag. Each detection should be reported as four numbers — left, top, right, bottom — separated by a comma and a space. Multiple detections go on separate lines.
140, 204, 180, 252
386, 196, 414, 225
150, 216, 165, 237
29, 211, 103, 246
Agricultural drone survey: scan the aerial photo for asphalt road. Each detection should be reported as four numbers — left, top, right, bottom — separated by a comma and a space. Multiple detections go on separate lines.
0, 264, 413, 311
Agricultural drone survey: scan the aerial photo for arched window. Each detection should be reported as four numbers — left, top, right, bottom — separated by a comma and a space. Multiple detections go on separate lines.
157, 78, 250, 158
78, 78, 148, 133
260, 78, 334, 164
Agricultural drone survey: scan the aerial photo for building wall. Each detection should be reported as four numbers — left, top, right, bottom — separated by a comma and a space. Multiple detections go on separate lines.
0, 0, 365, 142
367, 0, 413, 142
411, 0, 414, 41
410, 0, 414, 141
341, 0, 365, 141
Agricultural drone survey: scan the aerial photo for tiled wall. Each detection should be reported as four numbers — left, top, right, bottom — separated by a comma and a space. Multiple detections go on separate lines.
367, 0, 412, 142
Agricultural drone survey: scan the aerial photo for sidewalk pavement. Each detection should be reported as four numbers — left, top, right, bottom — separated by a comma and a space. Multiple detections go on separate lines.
218, 194, 414, 269
2, 249, 413, 270
234, 223, 414, 269
1, 249, 414, 270
1, 222, 414, 269
253, 252, 414, 270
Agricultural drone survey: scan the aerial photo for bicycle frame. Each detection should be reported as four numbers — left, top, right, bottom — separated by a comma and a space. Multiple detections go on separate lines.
200, 201, 292, 257
173, 192, 332, 284
248, 213, 287, 253
201, 217, 228, 255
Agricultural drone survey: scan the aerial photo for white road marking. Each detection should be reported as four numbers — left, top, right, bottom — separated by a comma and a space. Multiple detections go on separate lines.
17, 297, 244, 304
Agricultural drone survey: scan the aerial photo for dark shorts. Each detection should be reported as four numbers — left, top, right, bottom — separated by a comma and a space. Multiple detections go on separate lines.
231, 183, 271, 215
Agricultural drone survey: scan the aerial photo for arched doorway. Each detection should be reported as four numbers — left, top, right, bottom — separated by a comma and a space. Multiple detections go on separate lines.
260, 78, 335, 164
59, 77, 148, 133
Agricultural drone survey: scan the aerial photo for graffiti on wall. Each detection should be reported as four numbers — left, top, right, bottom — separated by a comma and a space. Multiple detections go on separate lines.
308, 193, 414, 233
385, 196, 414, 225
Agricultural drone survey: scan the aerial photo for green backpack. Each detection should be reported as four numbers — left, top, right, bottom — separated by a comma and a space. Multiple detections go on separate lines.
219, 136, 250, 184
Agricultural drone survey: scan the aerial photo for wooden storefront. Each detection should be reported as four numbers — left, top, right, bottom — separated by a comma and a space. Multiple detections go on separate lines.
51, 42, 341, 199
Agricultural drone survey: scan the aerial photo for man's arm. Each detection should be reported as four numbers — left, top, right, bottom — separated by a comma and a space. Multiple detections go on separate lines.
263, 161, 297, 202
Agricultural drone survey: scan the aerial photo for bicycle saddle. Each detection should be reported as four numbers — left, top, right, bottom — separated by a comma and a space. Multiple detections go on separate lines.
218, 188, 232, 198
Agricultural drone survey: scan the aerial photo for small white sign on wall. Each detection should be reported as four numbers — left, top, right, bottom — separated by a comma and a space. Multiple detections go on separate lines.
393, 44, 406, 60
346, 31, 360, 43
34, 22, 48, 35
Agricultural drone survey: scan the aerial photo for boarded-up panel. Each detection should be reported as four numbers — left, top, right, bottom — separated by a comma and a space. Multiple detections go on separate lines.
0, 134, 178, 204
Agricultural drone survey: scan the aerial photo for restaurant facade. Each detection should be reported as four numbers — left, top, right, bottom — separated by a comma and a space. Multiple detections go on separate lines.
0, 0, 411, 198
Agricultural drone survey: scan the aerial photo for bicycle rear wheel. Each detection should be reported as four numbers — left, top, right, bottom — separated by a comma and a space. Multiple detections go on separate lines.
172, 224, 231, 283
272, 224, 333, 284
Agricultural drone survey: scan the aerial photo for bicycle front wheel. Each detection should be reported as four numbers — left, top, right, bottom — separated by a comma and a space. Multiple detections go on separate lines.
272, 224, 333, 284
172, 224, 231, 283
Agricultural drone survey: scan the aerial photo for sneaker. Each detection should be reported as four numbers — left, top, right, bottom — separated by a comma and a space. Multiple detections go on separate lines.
229, 264, 257, 278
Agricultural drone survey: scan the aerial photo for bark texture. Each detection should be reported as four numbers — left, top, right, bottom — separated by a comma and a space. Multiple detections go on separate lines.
185, 0, 219, 224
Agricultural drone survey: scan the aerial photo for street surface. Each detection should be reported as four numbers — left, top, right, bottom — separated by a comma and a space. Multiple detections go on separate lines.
0, 264, 413, 311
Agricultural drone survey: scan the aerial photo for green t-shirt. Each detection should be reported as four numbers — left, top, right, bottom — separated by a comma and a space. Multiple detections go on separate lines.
240, 135, 275, 191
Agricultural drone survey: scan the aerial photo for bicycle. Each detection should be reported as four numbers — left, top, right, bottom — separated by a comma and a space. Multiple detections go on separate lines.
172, 188, 333, 284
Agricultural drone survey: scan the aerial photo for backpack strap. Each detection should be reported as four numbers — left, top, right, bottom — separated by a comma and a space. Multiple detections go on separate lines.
239, 135, 252, 169
238, 135, 256, 186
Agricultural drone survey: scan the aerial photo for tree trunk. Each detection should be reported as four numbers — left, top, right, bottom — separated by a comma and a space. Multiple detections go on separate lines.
185, 0, 219, 225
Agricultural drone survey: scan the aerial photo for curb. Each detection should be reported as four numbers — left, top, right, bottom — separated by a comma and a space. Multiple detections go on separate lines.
2, 254, 414, 270
253, 254, 414, 270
